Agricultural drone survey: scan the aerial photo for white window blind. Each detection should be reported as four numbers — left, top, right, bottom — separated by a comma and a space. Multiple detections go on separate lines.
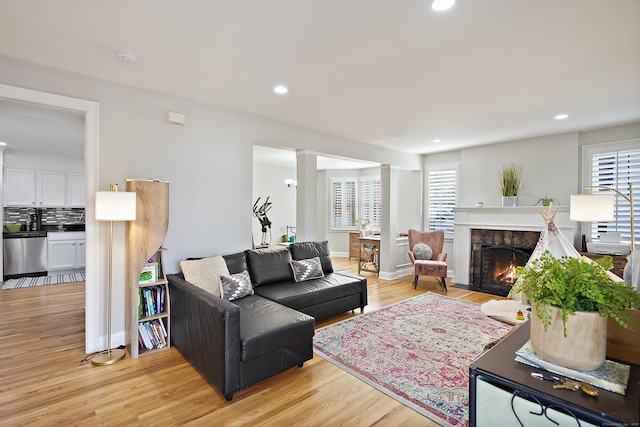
428, 169, 457, 234
359, 177, 382, 228
589, 147, 640, 245
330, 178, 357, 230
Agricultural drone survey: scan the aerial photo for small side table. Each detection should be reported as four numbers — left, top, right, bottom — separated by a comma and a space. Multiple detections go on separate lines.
469, 322, 639, 426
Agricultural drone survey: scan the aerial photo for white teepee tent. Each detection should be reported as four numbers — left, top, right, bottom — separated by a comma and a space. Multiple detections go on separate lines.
527, 206, 580, 263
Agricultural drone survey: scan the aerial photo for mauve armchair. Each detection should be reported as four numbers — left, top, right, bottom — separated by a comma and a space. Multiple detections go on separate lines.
407, 229, 448, 292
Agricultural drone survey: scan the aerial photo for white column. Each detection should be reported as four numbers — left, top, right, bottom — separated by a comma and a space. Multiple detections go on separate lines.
296, 150, 317, 242
380, 164, 399, 277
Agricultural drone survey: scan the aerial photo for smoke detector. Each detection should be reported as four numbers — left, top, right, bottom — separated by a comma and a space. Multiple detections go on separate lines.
114, 51, 136, 63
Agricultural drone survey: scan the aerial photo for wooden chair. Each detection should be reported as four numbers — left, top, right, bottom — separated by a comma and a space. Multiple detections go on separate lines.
407, 229, 448, 291
359, 229, 379, 273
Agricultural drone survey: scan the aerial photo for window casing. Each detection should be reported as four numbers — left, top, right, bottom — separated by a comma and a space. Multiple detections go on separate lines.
426, 166, 457, 234
584, 141, 640, 245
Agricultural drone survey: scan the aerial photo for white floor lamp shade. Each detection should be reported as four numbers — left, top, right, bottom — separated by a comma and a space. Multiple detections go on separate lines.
569, 194, 615, 222
95, 191, 137, 221
93, 186, 136, 366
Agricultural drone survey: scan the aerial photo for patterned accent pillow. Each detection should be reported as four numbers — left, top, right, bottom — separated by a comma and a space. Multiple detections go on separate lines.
219, 271, 254, 301
413, 243, 433, 260
180, 256, 229, 298
290, 257, 325, 282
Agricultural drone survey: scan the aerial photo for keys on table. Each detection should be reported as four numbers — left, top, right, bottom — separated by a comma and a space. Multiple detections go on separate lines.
531, 372, 599, 397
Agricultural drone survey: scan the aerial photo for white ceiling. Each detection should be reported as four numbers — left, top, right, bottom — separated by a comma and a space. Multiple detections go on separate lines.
0, 0, 639, 163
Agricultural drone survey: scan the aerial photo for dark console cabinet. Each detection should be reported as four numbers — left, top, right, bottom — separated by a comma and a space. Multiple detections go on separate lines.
469, 322, 639, 426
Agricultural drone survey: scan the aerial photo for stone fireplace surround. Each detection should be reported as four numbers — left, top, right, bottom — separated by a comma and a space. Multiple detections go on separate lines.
470, 228, 541, 296
453, 207, 578, 287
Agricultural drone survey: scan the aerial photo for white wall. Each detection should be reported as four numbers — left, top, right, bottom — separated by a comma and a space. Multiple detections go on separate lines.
458, 132, 579, 208
397, 169, 422, 234
252, 160, 297, 245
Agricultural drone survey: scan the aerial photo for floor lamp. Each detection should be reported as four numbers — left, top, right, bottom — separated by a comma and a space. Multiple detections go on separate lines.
93, 184, 137, 366
570, 183, 634, 252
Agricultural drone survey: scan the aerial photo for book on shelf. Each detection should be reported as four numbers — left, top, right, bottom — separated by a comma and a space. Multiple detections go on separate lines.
137, 288, 143, 320
139, 264, 158, 284
138, 319, 168, 351
137, 286, 167, 318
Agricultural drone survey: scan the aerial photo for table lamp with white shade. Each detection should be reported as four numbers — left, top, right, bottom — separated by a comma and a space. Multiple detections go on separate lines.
93, 184, 137, 366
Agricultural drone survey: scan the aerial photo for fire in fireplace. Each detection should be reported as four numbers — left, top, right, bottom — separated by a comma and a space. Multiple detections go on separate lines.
469, 229, 540, 296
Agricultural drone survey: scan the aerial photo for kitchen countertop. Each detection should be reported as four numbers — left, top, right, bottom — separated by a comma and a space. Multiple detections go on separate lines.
3, 224, 85, 237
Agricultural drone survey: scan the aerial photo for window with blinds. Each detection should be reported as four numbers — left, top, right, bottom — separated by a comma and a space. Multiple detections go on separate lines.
330, 178, 357, 230
588, 146, 640, 245
359, 177, 382, 228
427, 168, 457, 234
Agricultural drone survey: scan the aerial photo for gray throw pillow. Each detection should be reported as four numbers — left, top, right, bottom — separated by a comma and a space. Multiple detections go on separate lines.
219, 271, 254, 301
290, 257, 325, 282
413, 243, 433, 260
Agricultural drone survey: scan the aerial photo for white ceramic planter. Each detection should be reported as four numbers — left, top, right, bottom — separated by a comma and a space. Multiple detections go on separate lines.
530, 305, 607, 371
501, 196, 518, 207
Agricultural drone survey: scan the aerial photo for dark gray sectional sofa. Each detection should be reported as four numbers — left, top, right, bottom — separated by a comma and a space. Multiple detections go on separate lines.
167, 241, 367, 400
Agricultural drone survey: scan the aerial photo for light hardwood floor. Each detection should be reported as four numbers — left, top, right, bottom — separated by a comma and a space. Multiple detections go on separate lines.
0, 258, 502, 426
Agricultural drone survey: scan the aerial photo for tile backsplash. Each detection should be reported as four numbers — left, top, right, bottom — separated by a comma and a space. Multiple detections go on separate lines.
4, 207, 85, 226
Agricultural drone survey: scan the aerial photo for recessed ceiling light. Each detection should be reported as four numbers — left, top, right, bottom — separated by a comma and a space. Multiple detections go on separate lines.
114, 50, 136, 63
555, 114, 569, 120
0, 141, 7, 146
432, 0, 455, 11
433, 139, 442, 143
274, 85, 288, 95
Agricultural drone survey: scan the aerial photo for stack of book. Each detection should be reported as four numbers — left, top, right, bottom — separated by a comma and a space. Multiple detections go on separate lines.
137, 286, 166, 319
139, 258, 159, 284
138, 319, 168, 350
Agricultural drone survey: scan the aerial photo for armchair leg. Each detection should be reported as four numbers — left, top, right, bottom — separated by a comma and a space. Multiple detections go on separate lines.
414, 275, 418, 289
440, 277, 448, 292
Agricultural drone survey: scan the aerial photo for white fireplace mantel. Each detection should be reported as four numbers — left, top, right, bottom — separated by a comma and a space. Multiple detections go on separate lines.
453, 206, 579, 285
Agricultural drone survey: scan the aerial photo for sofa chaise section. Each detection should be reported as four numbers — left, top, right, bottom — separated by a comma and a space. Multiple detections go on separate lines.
168, 272, 314, 401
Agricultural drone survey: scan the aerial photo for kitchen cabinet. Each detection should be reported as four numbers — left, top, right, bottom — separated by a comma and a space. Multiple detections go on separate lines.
36, 170, 66, 207
67, 173, 86, 207
4, 168, 84, 207
4, 168, 36, 206
47, 231, 86, 272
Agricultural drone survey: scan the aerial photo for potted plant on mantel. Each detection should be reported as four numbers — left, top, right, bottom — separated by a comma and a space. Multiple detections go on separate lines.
499, 163, 523, 207
535, 194, 560, 207
509, 251, 640, 370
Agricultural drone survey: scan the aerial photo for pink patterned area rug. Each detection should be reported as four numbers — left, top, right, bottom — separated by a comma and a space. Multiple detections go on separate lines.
313, 292, 513, 426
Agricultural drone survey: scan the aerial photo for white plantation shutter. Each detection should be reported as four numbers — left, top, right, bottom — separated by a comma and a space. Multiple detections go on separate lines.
359, 179, 372, 224
589, 146, 640, 245
330, 178, 357, 230
428, 169, 457, 234
359, 177, 382, 228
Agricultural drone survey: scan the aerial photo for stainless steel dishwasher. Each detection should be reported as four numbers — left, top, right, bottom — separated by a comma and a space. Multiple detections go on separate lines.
3, 231, 48, 279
